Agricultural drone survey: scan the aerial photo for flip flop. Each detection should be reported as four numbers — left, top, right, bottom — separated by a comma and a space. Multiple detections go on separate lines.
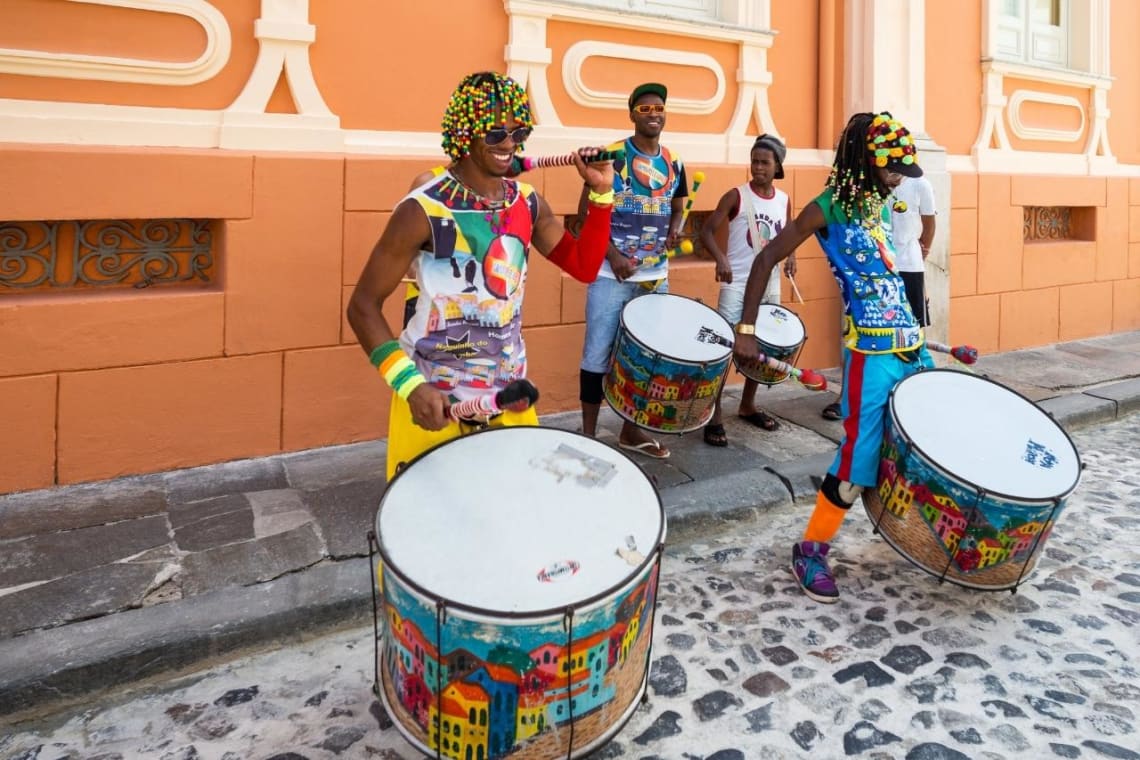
703, 423, 728, 447
821, 402, 842, 421
618, 438, 671, 460
739, 411, 780, 431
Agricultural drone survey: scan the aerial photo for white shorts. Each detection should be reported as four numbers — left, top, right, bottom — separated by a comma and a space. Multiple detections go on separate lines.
717, 271, 780, 324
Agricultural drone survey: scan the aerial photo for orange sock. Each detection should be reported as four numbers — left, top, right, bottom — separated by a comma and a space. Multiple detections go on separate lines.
802, 490, 850, 543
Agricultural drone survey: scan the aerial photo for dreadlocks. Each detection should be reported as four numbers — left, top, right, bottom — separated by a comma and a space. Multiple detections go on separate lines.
825, 112, 891, 221
440, 72, 534, 161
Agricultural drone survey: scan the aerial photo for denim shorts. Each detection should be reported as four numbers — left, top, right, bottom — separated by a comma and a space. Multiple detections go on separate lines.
580, 275, 669, 373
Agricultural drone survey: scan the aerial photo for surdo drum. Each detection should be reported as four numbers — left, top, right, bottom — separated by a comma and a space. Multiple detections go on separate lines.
862, 370, 1082, 591
372, 427, 665, 759
734, 304, 807, 386
603, 293, 733, 434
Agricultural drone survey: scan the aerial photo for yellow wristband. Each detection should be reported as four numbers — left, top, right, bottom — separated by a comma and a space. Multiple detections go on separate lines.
396, 374, 426, 401
587, 189, 614, 205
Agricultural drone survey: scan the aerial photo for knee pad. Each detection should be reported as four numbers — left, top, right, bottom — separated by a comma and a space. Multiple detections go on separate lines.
821, 473, 861, 508
579, 369, 605, 405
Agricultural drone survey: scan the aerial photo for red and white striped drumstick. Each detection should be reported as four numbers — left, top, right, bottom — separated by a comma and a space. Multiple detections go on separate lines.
446, 379, 540, 421
695, 328, 827, 391
925, 340, 979, 365
516, 149, 624, 172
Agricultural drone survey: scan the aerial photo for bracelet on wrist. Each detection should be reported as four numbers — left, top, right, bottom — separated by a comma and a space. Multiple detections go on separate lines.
587, 189, 614, 206
735, 323, 756, 335
372, 341, 428, 400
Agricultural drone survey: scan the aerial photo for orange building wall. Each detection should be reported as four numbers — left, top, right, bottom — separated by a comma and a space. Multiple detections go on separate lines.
925, 0, 982, 155
3, 2, 1140, 493
950, 173, 1140, 354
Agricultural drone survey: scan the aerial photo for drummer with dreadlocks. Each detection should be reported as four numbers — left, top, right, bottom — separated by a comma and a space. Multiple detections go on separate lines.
347, 71, 615, 480
732, 112, 932, 604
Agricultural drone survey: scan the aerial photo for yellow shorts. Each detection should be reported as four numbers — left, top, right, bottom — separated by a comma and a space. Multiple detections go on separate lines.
385, 393, 539, 480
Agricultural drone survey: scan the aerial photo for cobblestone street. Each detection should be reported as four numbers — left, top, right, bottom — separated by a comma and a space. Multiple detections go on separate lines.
2, 414, 1138, 760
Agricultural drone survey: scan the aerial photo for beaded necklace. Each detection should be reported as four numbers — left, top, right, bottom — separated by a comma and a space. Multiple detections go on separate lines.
447, 167, 515, 236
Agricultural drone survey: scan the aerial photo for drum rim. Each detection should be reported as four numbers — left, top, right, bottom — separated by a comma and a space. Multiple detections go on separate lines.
375, 426, 667, 619
888, 367, 1083, 504
620, 292, 733, 360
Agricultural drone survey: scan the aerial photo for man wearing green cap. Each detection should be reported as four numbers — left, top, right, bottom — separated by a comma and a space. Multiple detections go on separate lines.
577, 82, 688, 459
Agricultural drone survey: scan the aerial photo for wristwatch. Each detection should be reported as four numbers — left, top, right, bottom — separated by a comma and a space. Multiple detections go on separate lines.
735, 323, 756, 335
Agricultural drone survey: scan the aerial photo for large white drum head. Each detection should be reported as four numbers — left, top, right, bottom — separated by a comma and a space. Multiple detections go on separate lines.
891, 370, 1080, 501
377, 427, 665, 614
623, 293, 731, 363
755, 304, 805, 348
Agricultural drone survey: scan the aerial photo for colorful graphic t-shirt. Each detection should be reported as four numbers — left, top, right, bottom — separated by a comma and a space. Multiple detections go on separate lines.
725, 184, 788, 282
813, 188, 923, 354
598, 138, 687, 283
399, 171, 539, 402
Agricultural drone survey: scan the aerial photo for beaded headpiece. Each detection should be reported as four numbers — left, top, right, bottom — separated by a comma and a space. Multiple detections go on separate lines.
865, 113, 922, 176
441, 72, 534, 161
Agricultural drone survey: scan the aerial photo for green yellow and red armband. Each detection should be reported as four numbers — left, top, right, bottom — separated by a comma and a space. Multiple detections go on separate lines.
369, 340, 427, 400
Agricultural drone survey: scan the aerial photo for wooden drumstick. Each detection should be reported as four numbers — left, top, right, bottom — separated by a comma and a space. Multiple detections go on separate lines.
446, 379, 540, 421
787, 274, 805, 304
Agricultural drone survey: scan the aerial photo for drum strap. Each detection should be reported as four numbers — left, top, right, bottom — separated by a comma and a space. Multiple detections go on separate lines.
637, 277, 665, 292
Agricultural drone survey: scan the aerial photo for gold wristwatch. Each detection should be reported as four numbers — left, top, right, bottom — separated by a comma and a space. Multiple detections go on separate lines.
735, 323, 756, 335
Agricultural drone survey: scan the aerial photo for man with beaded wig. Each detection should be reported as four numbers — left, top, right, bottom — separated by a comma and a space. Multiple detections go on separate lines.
347, 72, 615, 479
732, 112, 932, 604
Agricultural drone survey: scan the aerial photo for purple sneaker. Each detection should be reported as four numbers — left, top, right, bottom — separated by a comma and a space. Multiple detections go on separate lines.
792, 541, 839, 603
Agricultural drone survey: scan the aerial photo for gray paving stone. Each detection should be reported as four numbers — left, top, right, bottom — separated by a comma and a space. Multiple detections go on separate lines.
0, 561, 164, 637
1085, 377, 1140, 417
304, 478, 386, 559
661, 469, 790, 527
0, 477, 166, 540
247, 490, 317, 538
0, 515, 170, 588
172, 495, 254, 552
1038, 393, 1117, 430
281, 441, 386, 491
180, 524, 326, 596
164, 459, 288, 505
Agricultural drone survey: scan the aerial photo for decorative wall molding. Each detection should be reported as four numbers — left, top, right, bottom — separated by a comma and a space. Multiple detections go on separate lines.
1007, 90, 1085, 142
562, 41, 724, 115
0, 0, 231, 85
219, 0, 340, 150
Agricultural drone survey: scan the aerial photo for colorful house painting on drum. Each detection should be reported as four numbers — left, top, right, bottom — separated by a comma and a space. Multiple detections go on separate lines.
3, 0, 1140, 493
876, 428, 1058, 575
379, 572, 654, 758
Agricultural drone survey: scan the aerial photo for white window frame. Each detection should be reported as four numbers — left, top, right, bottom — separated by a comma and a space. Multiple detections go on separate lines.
995, 0, 1067, 68
984, 0, 1109, 78
519, 0, 768, 30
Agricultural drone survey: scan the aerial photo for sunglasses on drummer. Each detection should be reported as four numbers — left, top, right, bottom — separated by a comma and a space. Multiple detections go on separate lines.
483, 126, 532, 146
632, 104, 666, 115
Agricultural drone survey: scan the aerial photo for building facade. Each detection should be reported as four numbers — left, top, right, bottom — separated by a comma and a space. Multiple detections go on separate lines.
2, 0, 1138, 492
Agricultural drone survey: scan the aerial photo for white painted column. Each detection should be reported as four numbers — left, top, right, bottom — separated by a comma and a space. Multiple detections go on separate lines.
844, 0, 950, 343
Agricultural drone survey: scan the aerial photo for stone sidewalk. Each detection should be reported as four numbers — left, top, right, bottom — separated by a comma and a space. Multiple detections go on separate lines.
2, 331, 1139, 719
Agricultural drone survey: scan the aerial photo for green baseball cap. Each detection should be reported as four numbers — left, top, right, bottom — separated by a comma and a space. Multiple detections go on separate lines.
628, 82, 668, 110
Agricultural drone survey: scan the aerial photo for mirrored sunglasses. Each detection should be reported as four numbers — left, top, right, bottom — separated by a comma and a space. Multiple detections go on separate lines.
483, 127, 532, 146
633, 104, 666, 115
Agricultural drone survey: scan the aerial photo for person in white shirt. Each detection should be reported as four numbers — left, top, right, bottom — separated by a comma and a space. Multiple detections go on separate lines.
890, 175, 936, 326
698, 134, 794, 446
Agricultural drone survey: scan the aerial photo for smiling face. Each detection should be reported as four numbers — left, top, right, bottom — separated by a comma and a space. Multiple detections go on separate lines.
629, 94, 666, 139
468, 117, 530, 177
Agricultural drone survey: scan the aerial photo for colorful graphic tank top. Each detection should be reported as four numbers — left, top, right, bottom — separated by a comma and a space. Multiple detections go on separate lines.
399, 171, 540, 402
813, 189, 923, 354
599, 138, 687, 283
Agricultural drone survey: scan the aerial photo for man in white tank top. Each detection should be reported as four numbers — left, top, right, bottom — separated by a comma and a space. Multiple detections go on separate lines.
698, 134, 794, 446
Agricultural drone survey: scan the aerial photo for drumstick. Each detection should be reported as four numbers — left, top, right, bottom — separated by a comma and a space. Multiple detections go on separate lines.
787, 274, 805, 304
667, 171, 706, 257
446, 378, 540, 421
695, 328, 827, 391
515, 149, 625, 173
925, 340, 979, 365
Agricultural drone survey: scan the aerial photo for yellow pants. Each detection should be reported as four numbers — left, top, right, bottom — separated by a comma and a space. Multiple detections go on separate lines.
385, 393, 539, 480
